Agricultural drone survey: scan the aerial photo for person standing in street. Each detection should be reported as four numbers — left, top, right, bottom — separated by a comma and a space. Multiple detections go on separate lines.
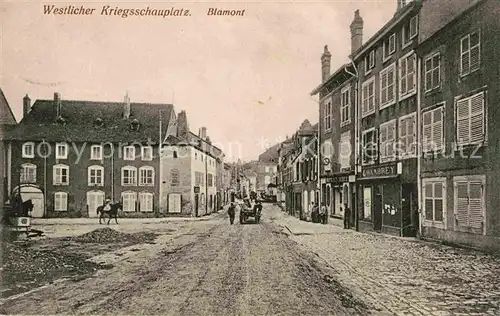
228, 202, 236, 225
343, 203, 351, 229
319, 203, 327, 224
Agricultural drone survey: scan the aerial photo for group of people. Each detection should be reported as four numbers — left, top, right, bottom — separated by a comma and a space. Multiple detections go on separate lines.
227, 199, 263, 225
310, 202, 352, 229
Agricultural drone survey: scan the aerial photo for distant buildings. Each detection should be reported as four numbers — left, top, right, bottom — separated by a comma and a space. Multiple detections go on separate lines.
0, 89, 17, 207
4, 92, 228, 218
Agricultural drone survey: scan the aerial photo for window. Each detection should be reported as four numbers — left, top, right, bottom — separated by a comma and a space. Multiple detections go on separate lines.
398, 112, 416, 158
20, 163, 36, 183
361, 77, 375, 117
422, 105, 445, 153
123, 146, 135, 160
22, 142, 35, 158
139, 192, 153, 212
53, 164, 69, 185
454, 175, 485, 232
88, 165, 104, 186
424, 52, 441, 92
170, 169, 180, 186
379, 120, 396, 162
141, 146, 153, 161
364, 50, 375, 74
265, 166, 270, 173
265, 175, 271, 185
56, 142, 68, 159
90, 145, 103, 160
379, 63, 396, 109
383, 33, 396, 61
121, 191, 137, 212
339, 131, 351, 169
201, 155, 204, 162
341, 86, 351, 125
460, 30, 481, 76
122, 166, 137, 186
423, 178, 446, 228
54, 192, 68, 211
362, 128, 378, 165
399, 52, 417, 99
456, 91, 486, 146
207, 174, 214, 187
195, 171, 204, 186
324, 100, 332, 131
139, 166, 154, 186
402, 15, 418, 47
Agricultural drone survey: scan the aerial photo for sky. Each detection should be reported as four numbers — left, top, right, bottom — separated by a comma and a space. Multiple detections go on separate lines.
1, 0, 398, 162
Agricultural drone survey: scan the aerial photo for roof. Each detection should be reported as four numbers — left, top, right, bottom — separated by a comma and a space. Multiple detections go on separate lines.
6, 98, 173, 143
258, 143, 280, 163
0, 88, 17, 126
187, 131, 223, 158
419, 0, 484, 44
351, 1, 420, 61
310, 63, 355, 96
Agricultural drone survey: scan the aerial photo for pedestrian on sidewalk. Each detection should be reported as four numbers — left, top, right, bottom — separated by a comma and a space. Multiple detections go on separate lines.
228, 203, 236, 225
343, 203, 351, 229
311, 202, 318, 223
320, 203, 327, 224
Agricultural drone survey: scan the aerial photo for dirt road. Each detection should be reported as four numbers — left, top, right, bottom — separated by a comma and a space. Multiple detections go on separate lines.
0, 207, 372, 316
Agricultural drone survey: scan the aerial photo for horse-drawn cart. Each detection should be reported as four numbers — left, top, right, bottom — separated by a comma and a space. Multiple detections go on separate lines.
1, 187, 41, 240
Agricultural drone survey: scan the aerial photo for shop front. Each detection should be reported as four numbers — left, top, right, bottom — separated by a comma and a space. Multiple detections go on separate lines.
323, 173, 353, 220
356, 162, 418, 237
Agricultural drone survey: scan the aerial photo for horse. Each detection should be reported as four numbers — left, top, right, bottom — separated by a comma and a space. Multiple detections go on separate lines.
97, 202, 122, 225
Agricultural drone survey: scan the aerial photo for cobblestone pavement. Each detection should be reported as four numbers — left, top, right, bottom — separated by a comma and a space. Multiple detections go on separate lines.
269, 204, 500, 316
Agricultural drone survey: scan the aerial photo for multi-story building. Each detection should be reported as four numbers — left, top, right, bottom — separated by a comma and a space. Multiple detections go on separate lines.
221, 163, 232, 204
0, 88, 17, 206
160, 111, 223, 217
348, 1, 422, 237
5, 92, 176, 218
310, 46, 357, 223
417, 0, 500, 251
257, 144, 279, 194
277, 137, 294, 211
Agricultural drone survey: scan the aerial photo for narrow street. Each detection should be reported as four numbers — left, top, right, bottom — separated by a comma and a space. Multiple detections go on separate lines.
0, 206, 370, 316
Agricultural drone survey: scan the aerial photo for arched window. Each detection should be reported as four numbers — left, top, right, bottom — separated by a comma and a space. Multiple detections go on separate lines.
122, 166, 137, 186
139, 192, 153, 212
139, 166, 154, 186
20, 163, 37, 183
88, 165, 104, 186
121, 191, 137, 212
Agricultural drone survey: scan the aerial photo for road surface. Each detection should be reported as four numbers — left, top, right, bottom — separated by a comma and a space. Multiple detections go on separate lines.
0, 205, 371, 316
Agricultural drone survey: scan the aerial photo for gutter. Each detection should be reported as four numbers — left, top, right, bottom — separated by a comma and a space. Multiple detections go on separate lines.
348, 57, 360, 232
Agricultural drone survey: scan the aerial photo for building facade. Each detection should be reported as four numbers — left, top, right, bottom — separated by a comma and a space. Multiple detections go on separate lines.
417, 0, 500, 251
5, 92, 176, 218
0, 88, 17, 206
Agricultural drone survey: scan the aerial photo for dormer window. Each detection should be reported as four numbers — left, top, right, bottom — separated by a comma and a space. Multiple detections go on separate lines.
402, 15, 418, 48
364, 50, 375, 74
130, 119, 140, 131
94, 117, 104, 127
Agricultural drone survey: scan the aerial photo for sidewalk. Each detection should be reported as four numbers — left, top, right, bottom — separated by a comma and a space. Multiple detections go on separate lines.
270, 205, 500, 316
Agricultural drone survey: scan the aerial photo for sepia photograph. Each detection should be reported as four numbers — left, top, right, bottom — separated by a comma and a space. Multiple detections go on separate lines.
1, 0, 500, 315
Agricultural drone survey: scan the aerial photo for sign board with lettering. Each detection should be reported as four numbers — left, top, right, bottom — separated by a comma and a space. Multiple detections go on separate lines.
325, 175, 349, 184
361, 164, 398, 179
194, 186, 200, 194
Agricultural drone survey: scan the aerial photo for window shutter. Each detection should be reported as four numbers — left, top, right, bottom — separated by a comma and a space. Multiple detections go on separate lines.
423, 111, 432, 152
468, 182, 483, 229
400, 58, 407, 94
470, 92, 484, 143
470, 32, 480, 71
409, 55, 416, 90
408, 115, 416, 155
388, 67, 395, 103
461, 37, 470, 74
400, 118, 407, 154
456, 99, 470, 145
381, 71, 388, 105
380, 125, 387, 160
368, 82, 375, 112
387, 121, 395, 159
432, 108, 444, 151
455, 182, 469, 227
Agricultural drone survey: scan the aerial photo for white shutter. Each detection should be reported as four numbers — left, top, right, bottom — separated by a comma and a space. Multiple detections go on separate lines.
470, 32, 480, 71
456, 99, 470, 145
461, 37, 470, 74
470, 92, 484, 143
408, 114, 416, 155
422, 111, 432, 152
432, 108, 444, 151
400, 118, 407, 155
455, 182, 469, 227
409, 55, 416, 91
362, 85, 368, 115
368, 82, 375, 112
381, 71, 388, 105
380, 125, 387, 160
388, 66, 395, 103
387, 121, 395, 159
400, 58, 407, 94
468, 182, 483, 229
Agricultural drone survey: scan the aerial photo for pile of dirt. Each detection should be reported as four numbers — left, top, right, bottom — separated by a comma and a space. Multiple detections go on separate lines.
0, 241, 107, 297
61, 227, 157, 244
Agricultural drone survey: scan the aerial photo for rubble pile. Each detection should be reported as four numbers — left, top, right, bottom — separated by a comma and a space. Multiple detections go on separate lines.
1, 241, 103, 287
62, 227, 157, 244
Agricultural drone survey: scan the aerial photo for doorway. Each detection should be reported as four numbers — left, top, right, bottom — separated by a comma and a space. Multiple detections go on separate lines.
402, 183, 417, 237
374, 191, 383, 232
194, 194, 199, 217
87, 190, 105, 218
15, 185, 44, 218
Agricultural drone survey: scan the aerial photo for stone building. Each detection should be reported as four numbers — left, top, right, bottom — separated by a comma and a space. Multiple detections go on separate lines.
0, 88, 17, 206
5, 92, 176, 218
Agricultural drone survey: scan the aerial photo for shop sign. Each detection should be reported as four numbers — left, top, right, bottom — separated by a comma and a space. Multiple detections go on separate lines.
325, 175, 349, 184
361, 164, 398, 179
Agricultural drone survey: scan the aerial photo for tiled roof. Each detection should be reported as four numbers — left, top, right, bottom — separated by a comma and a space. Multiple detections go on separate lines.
6, 98, 174, 144
0, 88, 17, 126
258, 143, 280, 163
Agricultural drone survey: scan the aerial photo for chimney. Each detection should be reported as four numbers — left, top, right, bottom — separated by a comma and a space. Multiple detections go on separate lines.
350, 10, 364, 55
321, 45, 331, 82
396, 0, 407, 13
23, 94, 31, 118
176, 110, 189, 140
54, 92, 62, 118
199, 126, 207, 140
123, 92, 131, 119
